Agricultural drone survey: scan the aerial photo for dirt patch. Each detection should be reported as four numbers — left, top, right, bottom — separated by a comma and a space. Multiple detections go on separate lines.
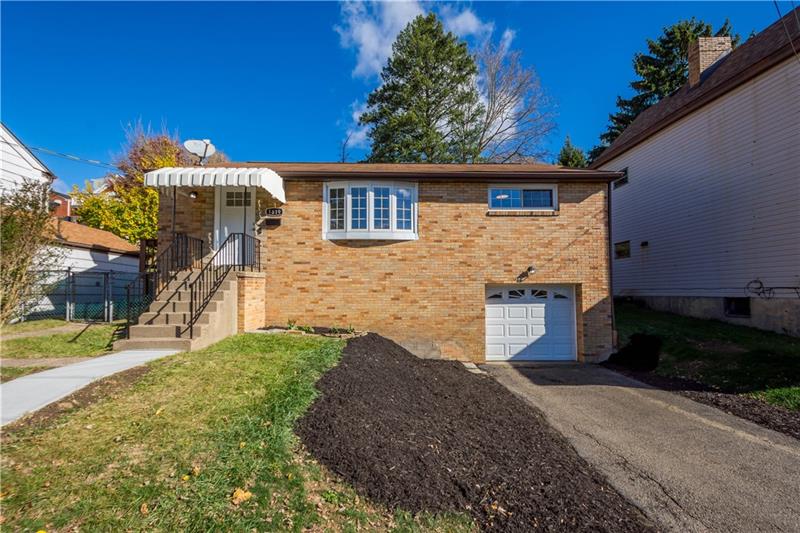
2, 366, 151, 437
605, 365, 800, 441
297, 334, 655, 532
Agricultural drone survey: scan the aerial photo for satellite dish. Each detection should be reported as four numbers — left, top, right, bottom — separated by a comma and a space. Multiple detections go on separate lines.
184, 139, 216, 164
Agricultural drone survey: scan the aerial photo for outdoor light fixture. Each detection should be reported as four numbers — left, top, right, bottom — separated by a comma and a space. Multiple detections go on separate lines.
189, 191, 198, 199
516, 265, 536, 283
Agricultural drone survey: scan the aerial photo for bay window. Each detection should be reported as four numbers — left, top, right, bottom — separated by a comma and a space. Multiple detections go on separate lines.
323, 181, 419, 240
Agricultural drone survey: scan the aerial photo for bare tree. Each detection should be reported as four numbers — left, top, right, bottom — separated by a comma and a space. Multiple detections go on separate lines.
339, 131, 353, 163
476, 42, 556, 163
0, 180, 61, 323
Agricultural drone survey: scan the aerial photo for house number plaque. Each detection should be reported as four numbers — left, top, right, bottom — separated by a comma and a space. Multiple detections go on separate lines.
262, 207, 283, 218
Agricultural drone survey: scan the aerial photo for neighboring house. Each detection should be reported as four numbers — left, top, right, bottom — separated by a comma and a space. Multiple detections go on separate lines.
593, 10, 800, 336
49, 190, 74, 219
119, 163, 622, 362
0, 122, 54, 194
49, 218, 140, 272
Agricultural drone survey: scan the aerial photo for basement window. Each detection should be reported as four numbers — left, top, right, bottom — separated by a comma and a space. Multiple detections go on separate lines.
724, 297, 751, 318
614, 241, 631, 259
323, 181, 418, 240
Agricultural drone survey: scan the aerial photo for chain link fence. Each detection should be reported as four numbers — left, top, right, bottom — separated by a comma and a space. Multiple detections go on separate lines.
19, 269, 145, 323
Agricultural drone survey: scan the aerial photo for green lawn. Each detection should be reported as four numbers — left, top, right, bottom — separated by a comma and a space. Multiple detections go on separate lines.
0, 334, 474, 532
0, 366, 52, 382
616, 301, 800, 411
0, 323, 122, 358
0, 319, 70, 335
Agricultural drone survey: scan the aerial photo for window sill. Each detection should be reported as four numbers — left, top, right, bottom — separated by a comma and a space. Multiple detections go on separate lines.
486, 210, 559, 217
324, 231, 419, 241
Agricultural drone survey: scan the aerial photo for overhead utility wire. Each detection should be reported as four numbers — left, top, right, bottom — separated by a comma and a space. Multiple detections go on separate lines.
773, 1, 800, 66
0, 139, 119, 171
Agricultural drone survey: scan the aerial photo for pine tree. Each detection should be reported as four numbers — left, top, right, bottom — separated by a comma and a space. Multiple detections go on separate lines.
598, 18, 739, 148
557, 136, 587, 168
360, 14, 483, 163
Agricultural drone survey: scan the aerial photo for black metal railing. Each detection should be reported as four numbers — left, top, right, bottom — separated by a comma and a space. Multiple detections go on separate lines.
187, 233, 261, 338
124, 233, 206, 330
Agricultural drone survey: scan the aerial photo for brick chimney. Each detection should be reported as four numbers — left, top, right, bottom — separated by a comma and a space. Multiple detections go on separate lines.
688, 36, 732, 87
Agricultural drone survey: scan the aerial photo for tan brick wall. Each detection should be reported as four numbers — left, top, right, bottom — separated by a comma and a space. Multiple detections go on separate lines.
236, 272, 267, 332
256, 180, 613, 363
158, 181, 613, 362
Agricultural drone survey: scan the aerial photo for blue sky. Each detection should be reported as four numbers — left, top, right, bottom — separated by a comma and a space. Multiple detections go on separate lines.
2, 1, 790, 191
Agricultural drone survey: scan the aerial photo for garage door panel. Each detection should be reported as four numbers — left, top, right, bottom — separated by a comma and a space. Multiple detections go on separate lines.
485, 307, 505, 319
485, 324, 505, 336
486, 343, 506, 357
485, 285, 576, 361
530, 324, 546, 336
506, 307, 527, 319
507, 324, 527, 337
508, 343, 528, 355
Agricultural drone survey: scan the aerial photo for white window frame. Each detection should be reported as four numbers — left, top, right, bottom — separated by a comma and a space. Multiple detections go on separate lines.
323, 181, 419, 240
487, 183, 558, 211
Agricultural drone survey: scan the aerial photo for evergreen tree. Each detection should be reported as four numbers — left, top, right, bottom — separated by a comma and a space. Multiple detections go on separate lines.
360, 14, 483, 163
557, 136, 587, 168
598, 18, 739, 148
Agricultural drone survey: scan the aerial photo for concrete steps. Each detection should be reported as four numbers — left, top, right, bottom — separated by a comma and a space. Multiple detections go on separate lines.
114, 271, 237, 352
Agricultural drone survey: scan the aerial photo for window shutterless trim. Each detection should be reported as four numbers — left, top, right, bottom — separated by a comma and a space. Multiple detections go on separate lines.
323, 181, 419, 240
486, 183, 558, 211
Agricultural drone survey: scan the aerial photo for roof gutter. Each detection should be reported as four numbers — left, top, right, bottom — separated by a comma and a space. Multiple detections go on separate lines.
279, 170, 623, 181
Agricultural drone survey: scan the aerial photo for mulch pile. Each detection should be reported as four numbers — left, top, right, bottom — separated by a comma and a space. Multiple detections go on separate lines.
297, 334, 655, 531
605, 365, 800, 441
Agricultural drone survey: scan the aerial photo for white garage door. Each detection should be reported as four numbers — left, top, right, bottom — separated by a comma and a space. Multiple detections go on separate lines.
485, 285, 576, 361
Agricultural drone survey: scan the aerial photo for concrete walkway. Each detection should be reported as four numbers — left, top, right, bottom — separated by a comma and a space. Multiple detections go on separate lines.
1, 349, 178, 426
485, 363, 800, 533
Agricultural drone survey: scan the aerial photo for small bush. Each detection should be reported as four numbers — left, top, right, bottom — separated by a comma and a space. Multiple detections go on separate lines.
608, 333, 662, 371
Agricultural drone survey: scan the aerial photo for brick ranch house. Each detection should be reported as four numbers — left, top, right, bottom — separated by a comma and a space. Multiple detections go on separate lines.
116, 163, 623, 363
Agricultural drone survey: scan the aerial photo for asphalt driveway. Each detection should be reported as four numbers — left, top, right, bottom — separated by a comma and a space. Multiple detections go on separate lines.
485, 363, 800, 533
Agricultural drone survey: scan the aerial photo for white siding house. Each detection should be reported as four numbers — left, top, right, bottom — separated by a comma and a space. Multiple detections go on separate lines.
595, 14, 800, 336
0, 123, 53, 194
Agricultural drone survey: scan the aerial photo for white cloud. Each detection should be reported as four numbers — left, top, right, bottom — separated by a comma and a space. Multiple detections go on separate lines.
499, 28, 515, 54
440, 5, 493, 40
336, 1, 424, 79
346, 100, 370, 148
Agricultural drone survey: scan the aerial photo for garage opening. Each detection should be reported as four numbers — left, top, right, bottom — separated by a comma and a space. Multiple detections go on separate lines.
485, 285, 577, 361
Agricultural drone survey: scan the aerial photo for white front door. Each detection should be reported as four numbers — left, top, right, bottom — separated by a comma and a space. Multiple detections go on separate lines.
485, 285, 577, 361
215, 187, 255, 265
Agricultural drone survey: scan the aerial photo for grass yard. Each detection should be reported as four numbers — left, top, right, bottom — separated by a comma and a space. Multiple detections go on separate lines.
0, 334, 474, 532
0, 319, 70, 335
0, 366, 52, 382
616, 301, 800, 411
0, 323, 122, 359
